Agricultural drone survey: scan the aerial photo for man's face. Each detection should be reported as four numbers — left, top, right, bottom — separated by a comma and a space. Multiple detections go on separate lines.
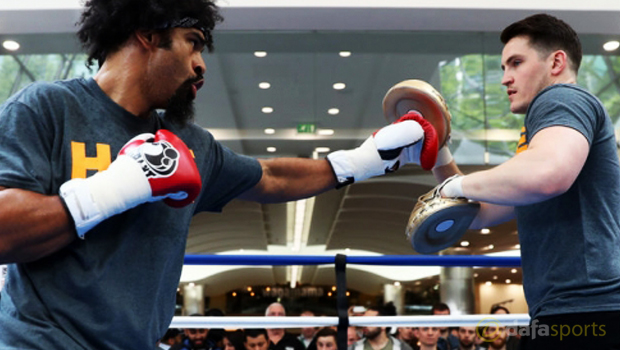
485, 326, 508, 349
245, 335, 269, 350
185, 328, 209, 350
433, 309, 450, 332
361, 310, 383, 340
398, 327, 415, 342
300, 311, 317, 339
148, 28, 206, 126
316, 336, 337, 350
458, 327, 476, 348
266, 304, 286, 317
223, 337, 236, 350
347, 327, 360, 346
418, 327, 440, 347
501, 35, 553, 114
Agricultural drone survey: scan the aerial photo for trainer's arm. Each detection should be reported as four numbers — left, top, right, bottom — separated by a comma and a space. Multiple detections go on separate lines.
238, 158, 338, 203
462, 126, 589, 205
0, 187, 76, 264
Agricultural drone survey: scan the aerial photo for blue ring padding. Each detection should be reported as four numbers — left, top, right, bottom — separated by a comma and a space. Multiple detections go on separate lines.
183, 255, 521, 267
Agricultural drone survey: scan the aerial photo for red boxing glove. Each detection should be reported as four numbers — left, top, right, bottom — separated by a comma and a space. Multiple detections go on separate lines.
393, 111, 439, 171
60, 130, 202, 238
120, 130, 202, 208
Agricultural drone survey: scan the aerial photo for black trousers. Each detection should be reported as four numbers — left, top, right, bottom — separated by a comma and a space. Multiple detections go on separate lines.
519, 310, 620, 350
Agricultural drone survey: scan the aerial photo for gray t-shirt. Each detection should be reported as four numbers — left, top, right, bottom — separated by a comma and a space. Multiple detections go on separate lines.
515, 84, 620, 318
0, 78, 262, 349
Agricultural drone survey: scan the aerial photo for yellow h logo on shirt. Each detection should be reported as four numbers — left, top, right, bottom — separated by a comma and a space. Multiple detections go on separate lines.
71, 142, 112, 179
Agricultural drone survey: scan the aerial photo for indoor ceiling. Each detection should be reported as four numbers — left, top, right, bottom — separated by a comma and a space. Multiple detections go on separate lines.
1, 3, 619, 297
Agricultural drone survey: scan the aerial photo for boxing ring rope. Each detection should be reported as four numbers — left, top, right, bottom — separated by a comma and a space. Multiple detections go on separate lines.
171, 254, 530, 329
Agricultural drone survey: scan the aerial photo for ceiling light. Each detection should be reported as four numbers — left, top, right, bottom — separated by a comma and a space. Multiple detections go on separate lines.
480, 228, 491, 234
487, 244, 495, 250
328, 108, 340, 115
315, 147, 331, 153
332, 286, 336, 291
318, 129, 335, 136
262, 107, 274, 114
346, 291, 350, 296
189, 282, 195, 287
394, 281, 401, 287
250, 292, 255, 296
247, 286, 252, 291
485, 281, 492, 286
345, 248, 351, 253
333, 83, 346, 90
267, 147, 276, 153
511, 269, 518, 274
474, 273, 479, 278
264, 128, 275, 134
259, 82, 271, 89
290, 265, 299, 288
339, 51, 351, 57
493, 275, 498, 280
254, 51, 267, 57
603, 40, 620, 52
2, 40, 19, 51
232, 292, 237, 297
515, 244, 521, 249
460, 241, 470, 247
506, 279, 512, 284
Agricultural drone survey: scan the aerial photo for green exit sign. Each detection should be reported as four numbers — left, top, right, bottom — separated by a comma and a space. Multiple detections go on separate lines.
297, 123, 316, 134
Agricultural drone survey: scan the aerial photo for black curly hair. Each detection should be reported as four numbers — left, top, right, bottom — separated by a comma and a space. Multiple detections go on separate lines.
77, 0, 223, 68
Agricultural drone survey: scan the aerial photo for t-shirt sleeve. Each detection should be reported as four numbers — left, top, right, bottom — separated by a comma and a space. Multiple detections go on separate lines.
526, 86, 600, 145
0, 100, 54, 194
194, 139, 262, 212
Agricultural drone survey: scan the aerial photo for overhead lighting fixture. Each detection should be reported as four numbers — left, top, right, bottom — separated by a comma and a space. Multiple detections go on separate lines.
460, 241, 470, 247
511, 269, 518, 274
346, 291, 350, 296
267, 147, 276, 153
603, 40, 620, 52
264, 128, 275, 135
254, 51, 267, 57
328, 108, 340, 115
318, 129, 335, 136
515, 244, 521, 249
480, 228, 491, 234
232, 292, 237, 297
394, 281, 401, 287
315, 147, 331, 153
2, 40, 19, 51
290, 265, 300, 288
493, 275, 498, 280
259, 82, 271, 89
485, 281, 492, 286
247, 286, 252, 292
262, 107, 274, 114
345, 248, 351, 253
474, 273, 479, 278
339, 51, 351, 57
506, 279, 512, 284
487, 244, 495, 250
333, 83, 346, 90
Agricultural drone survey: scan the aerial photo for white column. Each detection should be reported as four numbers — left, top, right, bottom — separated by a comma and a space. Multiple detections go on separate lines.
383, 283, 404, 315
439, 248, 475, 315
183, 284, 205, 315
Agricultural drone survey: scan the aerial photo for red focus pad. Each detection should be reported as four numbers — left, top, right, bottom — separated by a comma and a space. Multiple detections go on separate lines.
119, 130, 202, 208
398, 111, 439, 170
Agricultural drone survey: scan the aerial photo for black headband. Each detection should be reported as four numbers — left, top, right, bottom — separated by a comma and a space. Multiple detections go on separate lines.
154, 17, 207, 37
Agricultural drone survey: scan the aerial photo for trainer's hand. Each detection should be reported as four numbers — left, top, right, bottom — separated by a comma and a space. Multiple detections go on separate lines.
327, 111, 438, 188
59, 130, 202, 238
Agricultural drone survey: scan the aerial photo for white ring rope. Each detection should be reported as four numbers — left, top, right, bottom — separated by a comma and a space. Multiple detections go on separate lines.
170, 314, 531, 329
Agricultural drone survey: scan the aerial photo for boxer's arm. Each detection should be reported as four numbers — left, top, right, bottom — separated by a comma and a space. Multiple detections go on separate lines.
462, 126, 589, 205
239, 158, 338, 203
0, 186, 76, 264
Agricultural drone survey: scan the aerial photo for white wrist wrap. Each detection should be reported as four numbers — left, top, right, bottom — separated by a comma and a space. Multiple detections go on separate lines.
433, 146, 454, 169
326, 136, 385, 187
441, 176, 465, 198
59, 155, 152, 238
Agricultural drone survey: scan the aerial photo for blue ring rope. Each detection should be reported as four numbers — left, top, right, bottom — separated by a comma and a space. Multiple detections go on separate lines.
183, 255, 521, 267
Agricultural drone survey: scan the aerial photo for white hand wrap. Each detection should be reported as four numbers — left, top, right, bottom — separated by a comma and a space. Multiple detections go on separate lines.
439, 174, 465, 198
59, 155, 152, 238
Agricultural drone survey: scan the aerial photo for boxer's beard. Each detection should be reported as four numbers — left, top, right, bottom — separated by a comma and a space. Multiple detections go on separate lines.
163, 76, 202, 127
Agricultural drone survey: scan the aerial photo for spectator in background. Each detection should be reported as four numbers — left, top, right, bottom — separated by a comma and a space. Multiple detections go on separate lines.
396, 327, 418, 349
224, 330, 246, 350
431, 303, 459, 350
244, 329, 270, 350
170, 313, 215, 350
351, 304, 413, 350
315, 328, 338, 350
159, 328, 184, 350
417, 327, 442, 350
456, 327, 480, 350
298, 310, 318, 348
480, 306, 519, 350
347, 327, 361, 346
265, 303, 305, 350
206, 308, 226, 350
